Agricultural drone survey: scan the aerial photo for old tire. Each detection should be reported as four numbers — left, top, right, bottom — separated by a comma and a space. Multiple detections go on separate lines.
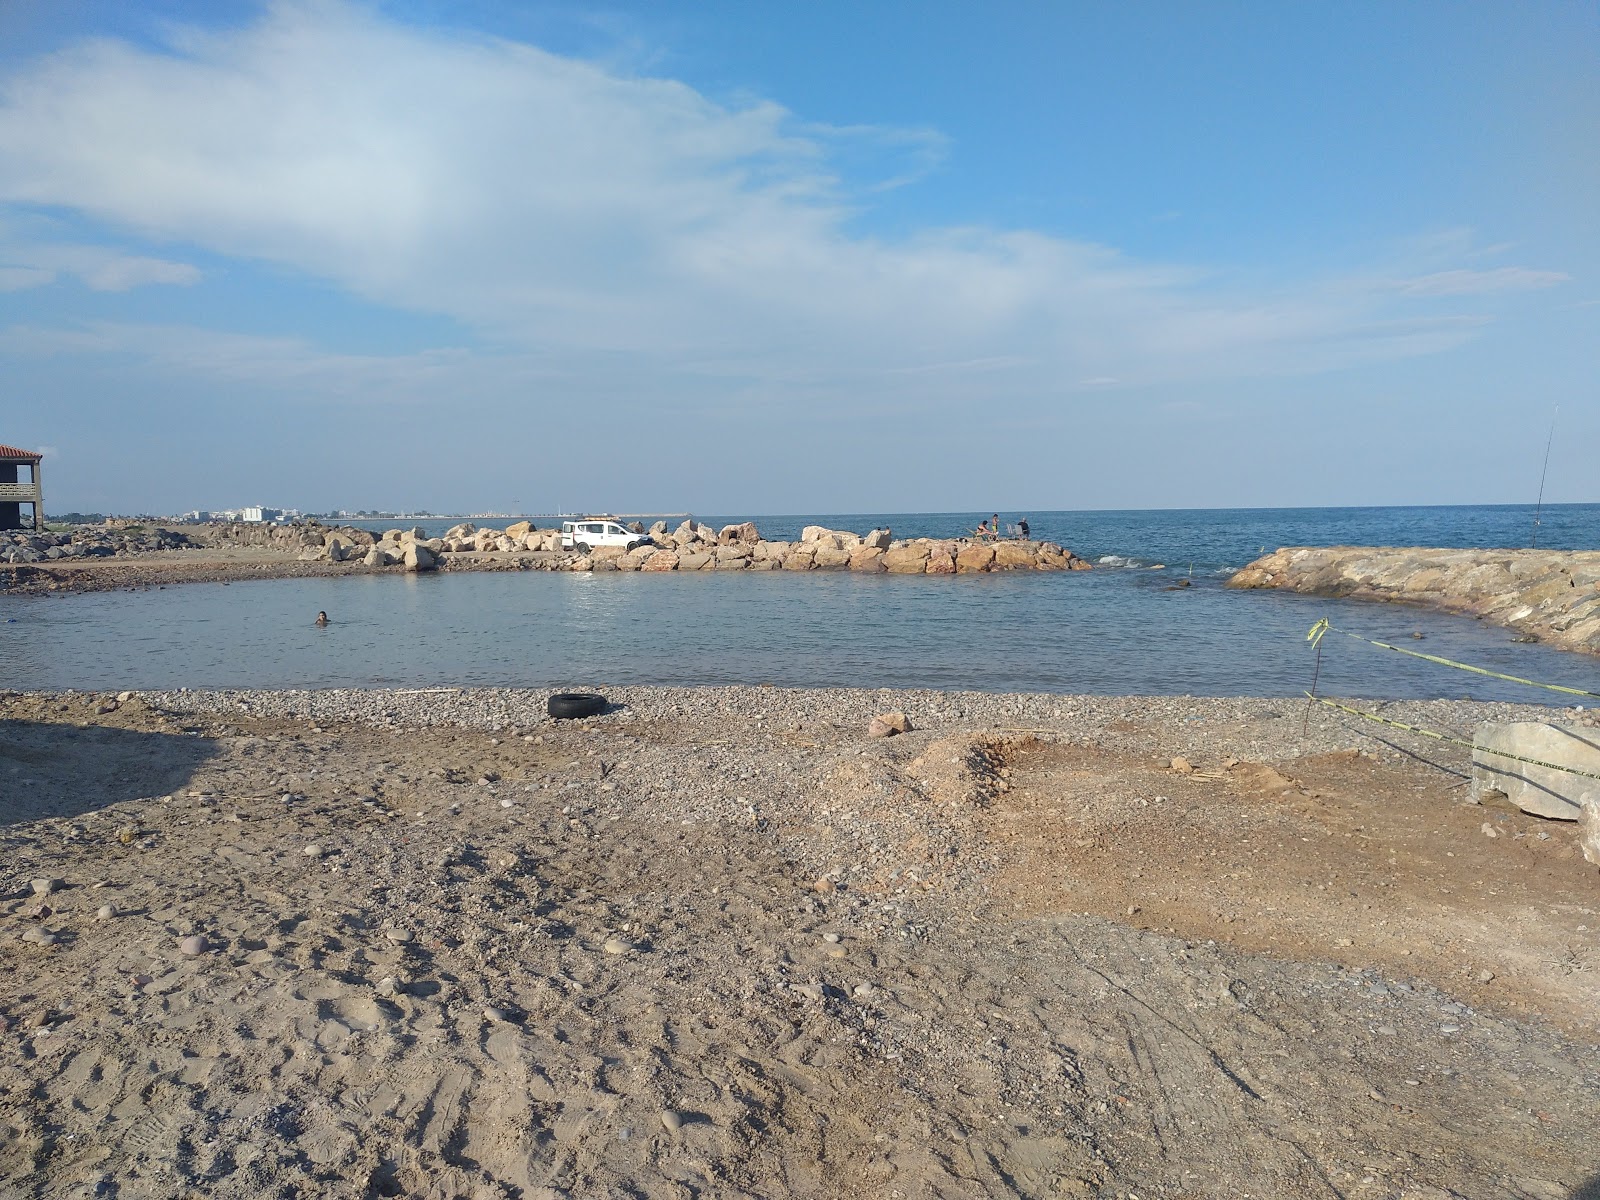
548, 693, 605, 719
575, 542, 590, 554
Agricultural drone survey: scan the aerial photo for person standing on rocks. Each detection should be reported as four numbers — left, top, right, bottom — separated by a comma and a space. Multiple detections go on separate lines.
1018, 517, 1030, 541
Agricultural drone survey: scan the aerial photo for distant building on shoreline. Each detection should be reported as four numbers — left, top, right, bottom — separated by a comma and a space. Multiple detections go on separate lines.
179, 505, 302, 524
0, 444, 44, 531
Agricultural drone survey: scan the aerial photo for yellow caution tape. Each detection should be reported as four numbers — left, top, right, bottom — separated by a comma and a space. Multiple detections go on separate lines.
1306, 694, 1600, 782
1307, 620, 1600, 700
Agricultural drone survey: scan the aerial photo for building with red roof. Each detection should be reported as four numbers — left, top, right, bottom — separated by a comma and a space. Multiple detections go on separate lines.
0, 444, 43, 531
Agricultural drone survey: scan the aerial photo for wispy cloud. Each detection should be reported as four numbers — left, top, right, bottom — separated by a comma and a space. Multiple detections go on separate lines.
0, 233, 201, 292
1395, 267, 1569, 297
0, 0, 1570, 408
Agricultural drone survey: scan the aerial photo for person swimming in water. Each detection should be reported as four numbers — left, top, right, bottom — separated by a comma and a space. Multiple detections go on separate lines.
315, 611, 329, 626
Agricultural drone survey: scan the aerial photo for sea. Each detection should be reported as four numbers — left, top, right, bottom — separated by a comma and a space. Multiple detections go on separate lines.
4, 504, 1598, 702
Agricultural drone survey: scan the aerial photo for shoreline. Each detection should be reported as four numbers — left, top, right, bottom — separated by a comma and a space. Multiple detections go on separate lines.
3, 682, 1596, 1196
1229, 545, 1600, 656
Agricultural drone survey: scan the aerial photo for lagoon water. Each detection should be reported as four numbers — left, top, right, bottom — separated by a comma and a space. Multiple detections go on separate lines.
5, 504, 1598, 700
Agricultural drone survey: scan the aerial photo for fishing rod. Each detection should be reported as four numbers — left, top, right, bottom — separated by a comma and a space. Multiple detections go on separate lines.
1530, 405, 1557, 549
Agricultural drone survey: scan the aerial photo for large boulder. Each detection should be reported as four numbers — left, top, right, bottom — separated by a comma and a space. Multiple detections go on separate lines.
994, 542, 1037, 570
863, 528, 892, 551
884, 544, 931, 574
403, 545, 437, 572
715, 544, 753, 561
849, 548, 886, 573
1582, 794, 1600, 868
956, 544, 995, 573
649, 520, 668, 538
1471, 723, 1600, 819
642, 551, 680, 572
719, 522, 760, 545
444, 522, 476, 540
363, 546, 393, 567
813, 546, 852, 569
325, 536, 349, 563
783, 547, 816, 570
755, 541, 791, 561
505, 520, 532, 540
679, 550, 715, 571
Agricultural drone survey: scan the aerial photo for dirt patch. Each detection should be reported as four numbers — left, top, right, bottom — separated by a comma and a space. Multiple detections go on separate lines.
2, 688, 1597, 1199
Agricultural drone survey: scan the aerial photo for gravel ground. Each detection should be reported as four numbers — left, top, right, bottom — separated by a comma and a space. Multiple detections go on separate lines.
2, 685, 1597, 1199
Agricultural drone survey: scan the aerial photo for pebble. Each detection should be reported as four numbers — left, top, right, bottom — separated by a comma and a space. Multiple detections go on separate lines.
814, 878, 836, 895
30, 878, 61, 896
660, 1110, 683, 1133
822, 932, 840, 944
303, 844, 324, 858
1477, 969, 1496, 983
500, 799, 514, 808
385, 928, 414, 944
602, 936, 632, 956
1170, 756, 1193, 773
21, 927, 58, 946
116, 826, 137, 845
96, 905, 116, 921
180, 934, 208, 955
376, 976, 400, 997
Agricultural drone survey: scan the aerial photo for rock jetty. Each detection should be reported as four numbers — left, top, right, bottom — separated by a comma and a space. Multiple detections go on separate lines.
224, 518, 1092, 576
0, 519, 1090, 594
1, 524, 200, 564
1228, 546, 1600, 655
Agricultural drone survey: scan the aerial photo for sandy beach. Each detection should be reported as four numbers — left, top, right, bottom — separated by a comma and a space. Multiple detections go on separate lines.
3, 684, 1597, 1198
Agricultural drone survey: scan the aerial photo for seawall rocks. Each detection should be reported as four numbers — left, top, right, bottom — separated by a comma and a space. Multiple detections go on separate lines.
1228, 546, 1600, 655
1, 520, 1091, 594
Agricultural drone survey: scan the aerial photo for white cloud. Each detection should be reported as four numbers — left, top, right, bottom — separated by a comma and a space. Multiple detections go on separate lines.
0, 0, 1566, 401
0, 265, 53, 291
0, 241, 201, 291
1396, 267, 1570, 297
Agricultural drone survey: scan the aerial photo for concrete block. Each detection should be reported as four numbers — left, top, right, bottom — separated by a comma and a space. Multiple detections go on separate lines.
1471, 722, 1600, 820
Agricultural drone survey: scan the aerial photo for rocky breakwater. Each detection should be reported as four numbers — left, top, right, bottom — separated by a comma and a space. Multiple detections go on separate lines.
1, 524, 200, 564
1228, 546, 1600, 655
427, 518, 1091, 575
198, 521, 453, 571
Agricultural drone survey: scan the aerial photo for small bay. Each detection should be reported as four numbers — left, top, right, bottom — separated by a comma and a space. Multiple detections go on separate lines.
5, 504, 1597, 700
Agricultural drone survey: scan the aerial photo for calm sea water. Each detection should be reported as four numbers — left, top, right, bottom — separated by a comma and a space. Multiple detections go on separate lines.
4, 504, 1597, 700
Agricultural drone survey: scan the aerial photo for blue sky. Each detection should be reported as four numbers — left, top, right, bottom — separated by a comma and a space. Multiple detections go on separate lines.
0, 0, 1594, 516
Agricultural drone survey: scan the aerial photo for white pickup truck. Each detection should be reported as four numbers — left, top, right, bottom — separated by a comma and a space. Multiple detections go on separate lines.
560, 518, 652, 553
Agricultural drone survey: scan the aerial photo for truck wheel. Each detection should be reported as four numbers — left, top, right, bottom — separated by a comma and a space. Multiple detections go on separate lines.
575, 542, 590, 553
547, 693, 605, 719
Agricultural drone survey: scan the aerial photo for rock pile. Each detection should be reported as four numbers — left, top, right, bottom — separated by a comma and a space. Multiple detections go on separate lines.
420, 519, 1090, 575
32, 518, 1092, 579
1229, 546, 1600, 656
1, 526, 200, 564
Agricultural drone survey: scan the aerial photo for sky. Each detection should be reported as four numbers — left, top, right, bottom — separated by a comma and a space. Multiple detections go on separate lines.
0, 0, 1595, 517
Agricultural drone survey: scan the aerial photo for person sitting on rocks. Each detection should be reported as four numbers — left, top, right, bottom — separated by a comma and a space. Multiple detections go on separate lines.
1018, 517, 1030, 541
315, 611, 329, 626
975, 520, 989, 540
